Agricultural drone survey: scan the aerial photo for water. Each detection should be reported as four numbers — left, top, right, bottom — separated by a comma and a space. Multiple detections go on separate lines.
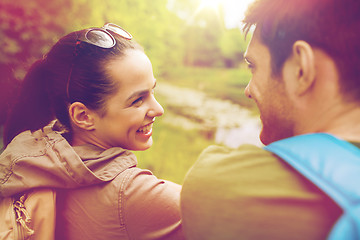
215, 123, 262, 148
157, 82, 262, 148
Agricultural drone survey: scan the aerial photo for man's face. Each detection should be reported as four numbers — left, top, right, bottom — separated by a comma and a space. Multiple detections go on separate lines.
244, 28, 295, 145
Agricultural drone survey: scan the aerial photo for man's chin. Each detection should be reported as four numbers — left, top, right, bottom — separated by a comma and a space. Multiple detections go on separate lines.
260, 128, 295, 145
260, 129, 279, 145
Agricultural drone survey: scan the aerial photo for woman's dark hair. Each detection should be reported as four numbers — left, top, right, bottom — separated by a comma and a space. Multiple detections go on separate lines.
3, 25, 143, 146
243, 0, 360, 102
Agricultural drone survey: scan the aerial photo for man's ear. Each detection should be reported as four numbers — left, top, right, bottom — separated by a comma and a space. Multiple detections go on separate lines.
68, 102, 96, 130
292, 40, 316, 96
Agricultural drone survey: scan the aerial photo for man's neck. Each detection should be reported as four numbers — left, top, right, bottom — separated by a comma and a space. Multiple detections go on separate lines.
297, 101, 360, 142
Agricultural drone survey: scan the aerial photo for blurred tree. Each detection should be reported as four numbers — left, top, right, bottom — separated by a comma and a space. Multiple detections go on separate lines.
167, 0, 226, 67
84, 0, 185, 73
219, 28, 250, 67
0, 0, 72, 125
168, 0, 248, 68
182, 6, 225, 67
0, 0, 68, 79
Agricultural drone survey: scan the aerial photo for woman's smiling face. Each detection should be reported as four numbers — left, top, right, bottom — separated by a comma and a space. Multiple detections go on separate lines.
91, 49, 164, 150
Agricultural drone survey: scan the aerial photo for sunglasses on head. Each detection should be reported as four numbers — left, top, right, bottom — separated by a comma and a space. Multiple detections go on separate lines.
66, 23, 132, 100
78, 23, 132, 48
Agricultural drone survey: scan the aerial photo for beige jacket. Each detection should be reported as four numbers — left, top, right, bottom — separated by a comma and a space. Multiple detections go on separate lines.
0, 123, 184, 240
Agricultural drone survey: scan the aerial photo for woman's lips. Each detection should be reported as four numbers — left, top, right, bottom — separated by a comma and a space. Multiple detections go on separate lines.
137, 122, 153, 134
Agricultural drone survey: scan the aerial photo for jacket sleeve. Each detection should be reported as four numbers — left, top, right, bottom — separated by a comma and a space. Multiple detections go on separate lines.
119, 168, 185, 240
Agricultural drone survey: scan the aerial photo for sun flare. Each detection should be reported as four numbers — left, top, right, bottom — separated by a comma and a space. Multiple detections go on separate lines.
199, 0, 222, 10
198, 0, 255, 28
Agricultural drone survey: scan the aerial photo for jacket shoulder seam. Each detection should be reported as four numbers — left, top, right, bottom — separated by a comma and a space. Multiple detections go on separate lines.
117, 168, 137, 236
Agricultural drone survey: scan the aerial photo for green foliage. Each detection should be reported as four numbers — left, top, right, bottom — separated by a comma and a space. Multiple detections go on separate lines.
169, 0, 249, 68
220, 28, 251, 67
0, 0, 187, 78
94, 0, 185, 73
0, 0, 69, 78
181, 6, 225, 66
0, 0, 249, 80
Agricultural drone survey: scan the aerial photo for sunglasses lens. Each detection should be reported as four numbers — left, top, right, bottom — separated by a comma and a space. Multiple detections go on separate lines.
86, 29, 115, 48
105, 23, 132, 40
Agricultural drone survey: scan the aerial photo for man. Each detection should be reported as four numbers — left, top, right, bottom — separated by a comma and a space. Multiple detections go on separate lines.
180, 0, 360, 239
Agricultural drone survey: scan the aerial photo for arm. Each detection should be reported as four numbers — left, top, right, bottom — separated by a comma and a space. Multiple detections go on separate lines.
119, 168, 184, 240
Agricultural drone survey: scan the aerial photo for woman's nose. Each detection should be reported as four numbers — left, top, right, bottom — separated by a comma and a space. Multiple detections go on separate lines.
148, 97, 164, 118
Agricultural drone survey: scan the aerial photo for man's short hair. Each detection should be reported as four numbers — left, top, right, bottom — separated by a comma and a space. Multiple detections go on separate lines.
243, 0, 360, 102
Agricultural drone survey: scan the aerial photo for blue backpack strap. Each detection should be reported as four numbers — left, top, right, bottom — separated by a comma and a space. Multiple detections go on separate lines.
264, 133, 360, 240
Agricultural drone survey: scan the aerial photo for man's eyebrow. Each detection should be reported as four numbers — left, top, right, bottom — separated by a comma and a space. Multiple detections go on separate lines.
126, 81, 157, 101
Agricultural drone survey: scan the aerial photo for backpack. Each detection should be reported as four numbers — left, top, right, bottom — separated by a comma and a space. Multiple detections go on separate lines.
264, 133, 360, 240
0, 189, 56, 240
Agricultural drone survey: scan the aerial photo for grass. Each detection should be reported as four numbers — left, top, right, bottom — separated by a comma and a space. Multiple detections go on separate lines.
135, 117, 214, 184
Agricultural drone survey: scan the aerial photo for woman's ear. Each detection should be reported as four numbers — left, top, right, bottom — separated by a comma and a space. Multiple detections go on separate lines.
68, 102, 96, 130
292, 40, 316, 96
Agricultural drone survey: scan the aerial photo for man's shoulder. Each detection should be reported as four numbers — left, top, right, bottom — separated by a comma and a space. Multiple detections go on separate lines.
182, 143, 295, 202
181, 143, 319, 213
189, 144, 280, 176
181, 143, 342, 240
200, 144, 270, 160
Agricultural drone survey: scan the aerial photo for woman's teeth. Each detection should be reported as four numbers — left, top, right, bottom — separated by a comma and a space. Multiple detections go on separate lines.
138, 123, 152, 133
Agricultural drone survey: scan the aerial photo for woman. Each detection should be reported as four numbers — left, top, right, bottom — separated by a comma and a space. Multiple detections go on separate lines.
0, 23, 184, 239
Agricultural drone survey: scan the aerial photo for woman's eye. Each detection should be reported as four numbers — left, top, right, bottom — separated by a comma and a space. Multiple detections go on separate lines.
132, 97, 144, 107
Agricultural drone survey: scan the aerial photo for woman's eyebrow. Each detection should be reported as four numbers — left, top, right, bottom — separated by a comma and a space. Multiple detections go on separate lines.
126, 81, 157, 101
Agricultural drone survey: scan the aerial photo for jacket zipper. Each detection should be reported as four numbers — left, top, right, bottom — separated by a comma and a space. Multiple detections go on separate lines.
14, 194, 34, 239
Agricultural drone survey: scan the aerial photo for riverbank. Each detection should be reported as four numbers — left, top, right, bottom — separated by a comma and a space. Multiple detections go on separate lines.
156, 82, 262, 147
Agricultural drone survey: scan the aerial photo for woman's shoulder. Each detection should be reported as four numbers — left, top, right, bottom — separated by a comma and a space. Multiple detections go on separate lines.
110, 167, 183, 239
115, 167, 181, 200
